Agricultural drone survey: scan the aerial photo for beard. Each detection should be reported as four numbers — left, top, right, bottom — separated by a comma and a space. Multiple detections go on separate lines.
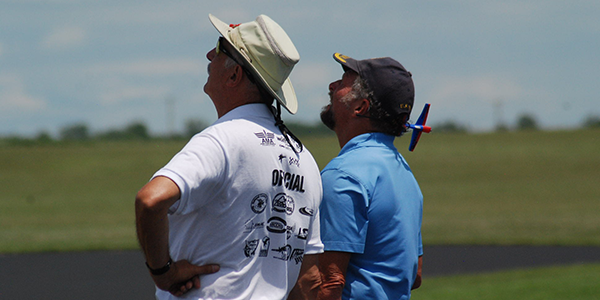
320, 104, 335, 131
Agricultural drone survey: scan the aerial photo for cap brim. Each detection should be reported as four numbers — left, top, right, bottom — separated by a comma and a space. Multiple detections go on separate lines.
333, 53, 360, 74
208, 14, 298, 114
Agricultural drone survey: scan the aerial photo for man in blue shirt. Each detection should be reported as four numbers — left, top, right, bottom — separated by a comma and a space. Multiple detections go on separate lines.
317, 53, 424, 300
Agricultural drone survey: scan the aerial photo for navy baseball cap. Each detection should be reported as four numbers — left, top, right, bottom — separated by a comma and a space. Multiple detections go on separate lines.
333, 53, 414, 117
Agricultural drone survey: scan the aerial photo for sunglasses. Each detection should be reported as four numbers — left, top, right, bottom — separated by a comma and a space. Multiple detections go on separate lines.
216, 37, 240, 63
215, 37, 256, 84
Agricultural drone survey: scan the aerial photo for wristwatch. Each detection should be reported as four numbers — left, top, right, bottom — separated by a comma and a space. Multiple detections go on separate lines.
145, 258, 173, 275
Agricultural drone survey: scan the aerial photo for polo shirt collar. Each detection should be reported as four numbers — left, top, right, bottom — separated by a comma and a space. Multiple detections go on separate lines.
339, 132, 396, 155
214, 103, 273, 125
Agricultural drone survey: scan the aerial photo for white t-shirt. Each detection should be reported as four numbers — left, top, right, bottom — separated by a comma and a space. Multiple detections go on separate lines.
152, 104, 323, 300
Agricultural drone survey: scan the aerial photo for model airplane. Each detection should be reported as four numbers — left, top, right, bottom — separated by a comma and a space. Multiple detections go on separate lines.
407, 103, 432, 152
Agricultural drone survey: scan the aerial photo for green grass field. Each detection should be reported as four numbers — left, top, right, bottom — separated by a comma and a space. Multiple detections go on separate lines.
412, 263, 600, 300
0, 140, 181, 252
1, 129, 599, 253
400, 129, 600, 246
2, 129, 599, 298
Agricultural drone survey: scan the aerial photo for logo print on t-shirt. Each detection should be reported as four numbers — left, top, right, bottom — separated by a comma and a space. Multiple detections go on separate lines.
266, 216, 286, 233
243, 219, 264, 233
278, 154, 300, 168
272, 244, 291, 261
272, 245, 305, 264
251, 193, 268, 214
297, 228, 309, 240
244, 239, 259, 257
276, 136, 303, 153
254, 130, 275, 146
272, 170, 306, 193
259, 237, 270, 257
286, 223, 296, 240
299, 207, 314, 217
272, 193, 295, 215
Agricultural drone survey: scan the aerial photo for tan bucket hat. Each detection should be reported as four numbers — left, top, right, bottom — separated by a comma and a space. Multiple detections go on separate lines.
209, 14, 300, 114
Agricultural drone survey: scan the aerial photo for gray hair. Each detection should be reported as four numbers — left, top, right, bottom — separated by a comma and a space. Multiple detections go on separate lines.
346, 75, 409, 136
340, 76, 372, 105
223, 56, 237, 69
223, 55, 273, 105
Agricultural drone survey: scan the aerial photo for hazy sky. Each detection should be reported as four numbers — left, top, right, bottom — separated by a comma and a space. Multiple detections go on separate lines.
1, 0, 599, 137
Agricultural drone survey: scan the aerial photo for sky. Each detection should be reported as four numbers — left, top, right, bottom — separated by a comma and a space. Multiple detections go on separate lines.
1, 0, 599, 137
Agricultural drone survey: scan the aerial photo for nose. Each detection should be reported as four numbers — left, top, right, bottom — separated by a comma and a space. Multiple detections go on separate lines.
207, 48, 217, 61
329, 79, 341, 93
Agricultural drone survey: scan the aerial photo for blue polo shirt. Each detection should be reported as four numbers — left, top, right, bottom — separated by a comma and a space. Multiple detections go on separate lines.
320, 132, 423, 300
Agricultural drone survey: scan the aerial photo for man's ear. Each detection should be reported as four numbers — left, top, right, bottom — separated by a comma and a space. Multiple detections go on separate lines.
354, 99, 370, 117
226, 65, 244, 87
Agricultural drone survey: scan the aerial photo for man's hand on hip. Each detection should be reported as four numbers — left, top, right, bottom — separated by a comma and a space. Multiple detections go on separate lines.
151, 260, 220, 297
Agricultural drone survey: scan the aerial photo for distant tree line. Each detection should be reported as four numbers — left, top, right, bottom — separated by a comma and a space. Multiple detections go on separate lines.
56, 119, 215, 142
52, 119, 230, 142
59, 122, 152, 141
1, 119, 333, 145
434, 113, 600, 133
2, 113, 600, 145
583, 115, 600, 128
434, 113, 542, 133
54, 114, 600, 138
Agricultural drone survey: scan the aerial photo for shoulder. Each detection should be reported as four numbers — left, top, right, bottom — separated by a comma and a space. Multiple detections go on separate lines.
322, 144, 387, 177
197, 118, 270, 151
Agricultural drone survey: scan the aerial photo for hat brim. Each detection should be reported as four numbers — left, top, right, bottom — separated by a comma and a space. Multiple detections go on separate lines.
333, 53, 360, 74
208, 14, 298, 114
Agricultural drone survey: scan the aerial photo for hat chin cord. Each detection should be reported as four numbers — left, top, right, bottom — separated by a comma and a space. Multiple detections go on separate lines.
272, 102, 303, 154
250, 72, 303, 154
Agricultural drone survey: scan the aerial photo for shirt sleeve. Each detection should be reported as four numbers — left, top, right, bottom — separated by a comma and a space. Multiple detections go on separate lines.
418, 231, 423, 256
152, 132, 226, 215
303, 172, 325, 255
303, 207, 324, 255
319, 168, 370, 254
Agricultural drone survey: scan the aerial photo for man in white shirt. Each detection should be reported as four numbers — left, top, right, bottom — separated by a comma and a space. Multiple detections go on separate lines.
135, 14, 323, 300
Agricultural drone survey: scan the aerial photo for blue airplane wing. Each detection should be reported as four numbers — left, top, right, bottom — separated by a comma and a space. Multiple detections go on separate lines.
416, 103, 430, 126
408, 103, 431, 152
409, 130, 423, 152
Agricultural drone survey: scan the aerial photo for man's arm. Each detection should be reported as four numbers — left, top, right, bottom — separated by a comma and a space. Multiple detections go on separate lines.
316, 251, 351, 300
412, 255, 423, 290
135, 176, 219, 296
136, 176, 178, 270
287, 254, 321, 300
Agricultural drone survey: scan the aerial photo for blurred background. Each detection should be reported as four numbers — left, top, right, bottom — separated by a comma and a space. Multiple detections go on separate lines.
1, 1, 599, 299
2, 0, 600, 139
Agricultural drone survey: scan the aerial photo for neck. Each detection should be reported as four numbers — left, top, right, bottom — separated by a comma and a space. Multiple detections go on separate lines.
335, 121, 376, 148
213, 85, 266, 118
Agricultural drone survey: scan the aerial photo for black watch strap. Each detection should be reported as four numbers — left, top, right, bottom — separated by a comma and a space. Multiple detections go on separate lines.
145, 258, 172, 276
